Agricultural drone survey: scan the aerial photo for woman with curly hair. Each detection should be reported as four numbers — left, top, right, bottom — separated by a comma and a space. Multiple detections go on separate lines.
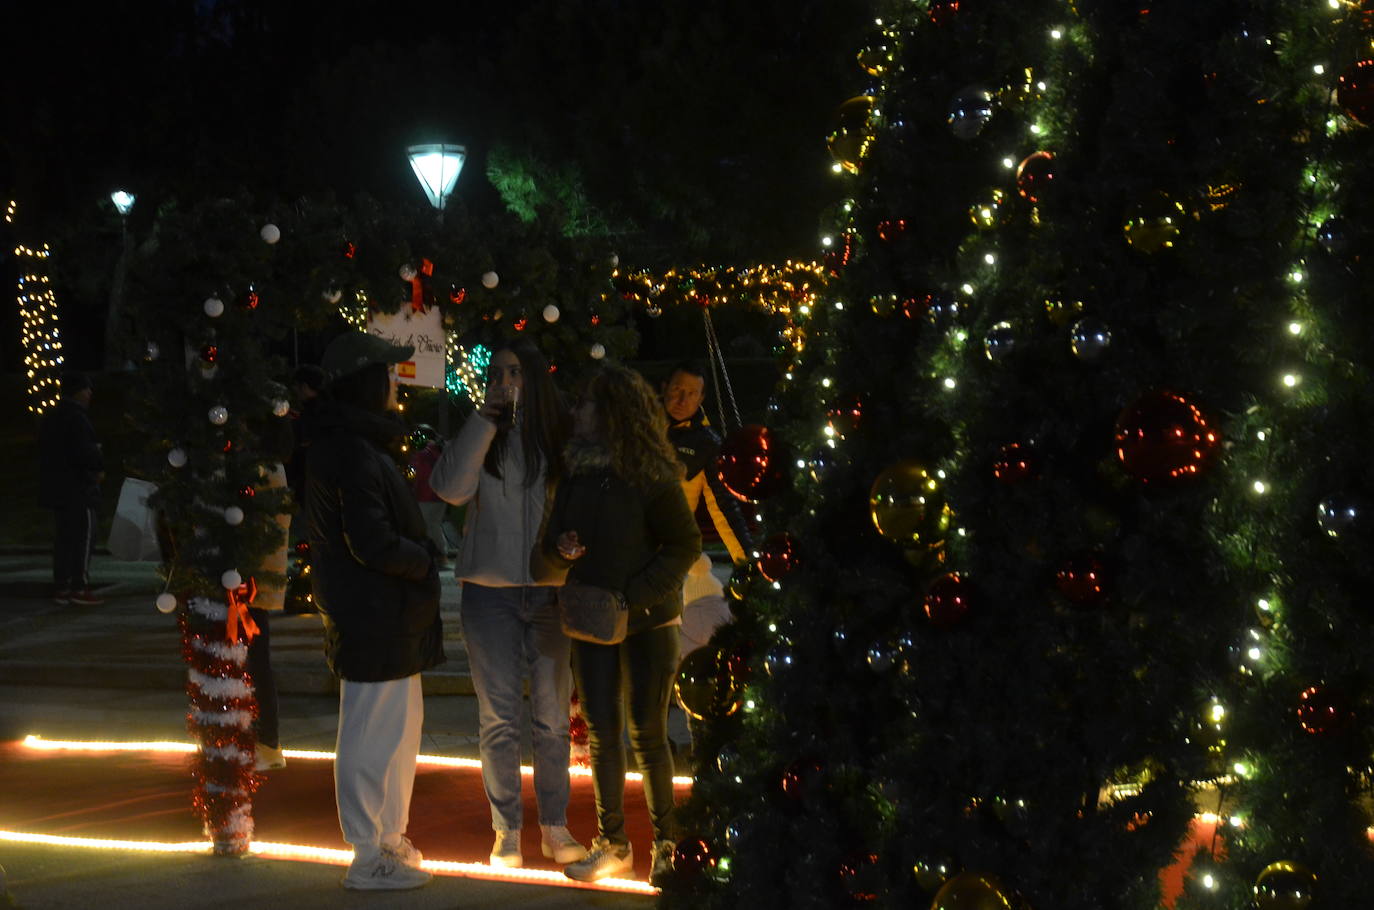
543, 363, 701, 884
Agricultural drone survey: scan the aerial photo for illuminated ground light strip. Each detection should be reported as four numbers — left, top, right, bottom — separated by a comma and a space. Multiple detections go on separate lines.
22, 734, 694, 786
0, 831, 655, 894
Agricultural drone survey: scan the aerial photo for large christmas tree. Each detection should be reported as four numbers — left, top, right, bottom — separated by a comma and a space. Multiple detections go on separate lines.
665, 1, 1374, 908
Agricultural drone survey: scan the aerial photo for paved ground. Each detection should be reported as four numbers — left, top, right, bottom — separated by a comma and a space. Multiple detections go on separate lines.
0, 552, 701, 910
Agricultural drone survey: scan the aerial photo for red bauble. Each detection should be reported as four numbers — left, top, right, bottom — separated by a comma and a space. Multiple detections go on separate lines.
239, 485, 255, 499
725, 642, 754, 687
672, 837, 720, 880
1114, 389, 1221, 485
992, 442, 1038, 483
513, 317, 528, 331
342, 241, 357, 259
839, 852, 882, 902
924, 572, 972, 628
876, 218, 908, 241
200, 344, 218, 364
1337, 59, 1374, 124
757, 533, 800, 583
780, 758, 825, 802
827, 396, 864, 437
716, 424, 789, 502
293, 540, 310, 555
928, 0, 963, 25
1016, 151, 1056, 203
449, 286, 467, 305
239, 286, 260, 310
1297, 684, 1353, 736
1055, 552, 1109, 606
825, 233, 856, 275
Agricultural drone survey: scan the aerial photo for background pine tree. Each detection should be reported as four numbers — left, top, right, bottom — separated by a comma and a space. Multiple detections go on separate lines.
665, 1, 1374, 907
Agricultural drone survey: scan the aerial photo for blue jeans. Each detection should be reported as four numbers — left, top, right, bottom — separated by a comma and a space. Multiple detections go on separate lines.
461, 582, 572, 831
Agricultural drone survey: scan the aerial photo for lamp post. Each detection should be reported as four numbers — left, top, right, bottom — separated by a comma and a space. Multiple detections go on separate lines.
107, 190, 135, 370
406, 143, 466, 223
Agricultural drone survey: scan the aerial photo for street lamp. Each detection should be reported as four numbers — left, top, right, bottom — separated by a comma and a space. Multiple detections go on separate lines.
406, 144, 466, 214
110, 190, 136, 216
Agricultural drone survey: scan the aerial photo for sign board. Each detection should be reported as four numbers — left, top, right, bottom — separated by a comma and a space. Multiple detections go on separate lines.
365, 306, 445, 389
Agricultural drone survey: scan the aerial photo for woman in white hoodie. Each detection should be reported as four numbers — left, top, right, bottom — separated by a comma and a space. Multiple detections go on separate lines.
428, 339, 587, 869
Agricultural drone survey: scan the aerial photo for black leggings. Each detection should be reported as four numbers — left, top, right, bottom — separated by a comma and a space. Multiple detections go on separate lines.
573, 623, 680, 845
245, 607, 279, 749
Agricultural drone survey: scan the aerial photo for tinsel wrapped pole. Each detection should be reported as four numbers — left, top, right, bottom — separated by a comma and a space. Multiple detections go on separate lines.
179, 595, 260, 855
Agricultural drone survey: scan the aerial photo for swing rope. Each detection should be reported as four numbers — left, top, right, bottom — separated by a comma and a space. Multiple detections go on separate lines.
702, 306, 742, 433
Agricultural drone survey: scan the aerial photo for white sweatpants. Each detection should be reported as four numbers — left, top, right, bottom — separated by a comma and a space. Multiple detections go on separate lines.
335, 674, 424, 862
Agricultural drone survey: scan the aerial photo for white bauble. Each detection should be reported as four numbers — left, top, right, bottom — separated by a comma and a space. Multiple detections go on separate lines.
203, 297, 225, 318
481, 271, 499, 289
399, 264, 418, 281
167, 448, 188, 468
155, 592, 178, 614
543, 304, 561, 323
224, 506, 245, 526
221, 569, 243, 590
208, 405, 229, 425
323, 287, 342, 304
272, 399, 290, 417
259, 223, 281, 244
608, 253, 620, 268
590, 342, 607, 360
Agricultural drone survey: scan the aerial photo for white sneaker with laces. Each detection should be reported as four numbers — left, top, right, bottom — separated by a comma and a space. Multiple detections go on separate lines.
341, 850, 432, 890
540, 824, 588, 864
383, 835, 423, 868
254, 743, 286, 771
490, 829, 523, 867
564, 836, 633, 882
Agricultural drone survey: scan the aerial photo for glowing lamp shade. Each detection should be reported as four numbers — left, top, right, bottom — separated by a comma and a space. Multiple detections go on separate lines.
407, 144, 466, 210
110, 190, 135, 216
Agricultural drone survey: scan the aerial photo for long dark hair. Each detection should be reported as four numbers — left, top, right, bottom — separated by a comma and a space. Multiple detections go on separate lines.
483, 340, 569, 485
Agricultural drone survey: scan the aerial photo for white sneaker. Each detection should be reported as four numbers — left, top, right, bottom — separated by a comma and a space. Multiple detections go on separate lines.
383, 835, 423, 868
490, 829, 523, 867
540, 824, 588, 864
564, 837, 633, 882
254, 743, 286, 771
342, 851, 432, 890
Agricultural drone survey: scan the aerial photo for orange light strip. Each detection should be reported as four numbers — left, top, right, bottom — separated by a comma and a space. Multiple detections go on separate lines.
22, 734, 694, 785
0, 831, 657, 894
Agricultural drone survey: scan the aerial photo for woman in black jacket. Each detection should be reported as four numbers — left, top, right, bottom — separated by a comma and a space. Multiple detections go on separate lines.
543, 364, 701, 884
307, 333, 443, 892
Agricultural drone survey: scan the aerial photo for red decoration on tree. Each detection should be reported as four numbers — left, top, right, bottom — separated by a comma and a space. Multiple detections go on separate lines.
238, 286, 260, 310
342, 241, 357, 259
672, 837, 721, 881
825, 232, 856, 275
1297, 684, 1353, 736
222, 439, 234, 454
827, 395, 864, 437
1016, 151, 1056, 203
756, 533, 800, 583
876, 218, 908, 241
780, 757, 825, 802
716, 424, 789, 503
449, 285, 467, 305
928, 0, 962, 25
992, 442, 1038, 483
239, 484, 255, 499
514, 317, 528, 331
200, 344, 218, 364
590, 314, 601, 326
1055, 552, 1109, 606
1114, 389, 1220, 485
839, 852, 882, 902
1337, 59, 1374, 124
923, 573, 972, 628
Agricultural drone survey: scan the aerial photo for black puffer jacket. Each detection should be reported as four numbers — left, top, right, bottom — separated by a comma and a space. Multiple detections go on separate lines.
306, 400, 444, 681
38, 399, 103, 508
543, 442, 701, 636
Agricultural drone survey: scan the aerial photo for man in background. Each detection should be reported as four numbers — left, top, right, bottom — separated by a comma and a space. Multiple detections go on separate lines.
39, 371, 105, 605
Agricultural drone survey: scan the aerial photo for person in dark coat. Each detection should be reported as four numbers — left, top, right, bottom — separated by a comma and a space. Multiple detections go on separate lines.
38, 371, 105, 605
306, 332, 443, 892
542, 363, 700, 885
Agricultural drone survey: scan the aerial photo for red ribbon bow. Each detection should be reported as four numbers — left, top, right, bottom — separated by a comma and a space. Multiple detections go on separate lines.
409, 258, 434, 313
226, 576, 260, 643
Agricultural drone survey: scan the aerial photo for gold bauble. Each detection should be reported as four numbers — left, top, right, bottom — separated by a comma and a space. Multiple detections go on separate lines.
1123, 192, 1189, 253
1253, 860, 1317, 910
930, 872, 1015, 910
869, 460, 952, 550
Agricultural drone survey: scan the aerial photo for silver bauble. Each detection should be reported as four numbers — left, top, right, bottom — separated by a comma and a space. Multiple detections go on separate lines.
983, 321, 1017, 361
1317, 497, 1360, 538
947, 85, 995, 139
1070, 317, 1112, 361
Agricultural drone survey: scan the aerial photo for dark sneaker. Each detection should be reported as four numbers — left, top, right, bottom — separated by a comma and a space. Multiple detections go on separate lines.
69, 589, 105, 606
564, 837, 633, 882
341, 851, 431, 890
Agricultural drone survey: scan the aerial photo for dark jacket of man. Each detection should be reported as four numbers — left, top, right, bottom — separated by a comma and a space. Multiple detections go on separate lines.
542, 444, 701, 636
667, 409, 754, 564
306, 399, 444, 681
38, 399, 103, 509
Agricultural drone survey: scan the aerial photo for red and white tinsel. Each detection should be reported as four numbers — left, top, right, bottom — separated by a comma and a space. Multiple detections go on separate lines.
180, 596, 259, 854
569, 687, 590, 769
